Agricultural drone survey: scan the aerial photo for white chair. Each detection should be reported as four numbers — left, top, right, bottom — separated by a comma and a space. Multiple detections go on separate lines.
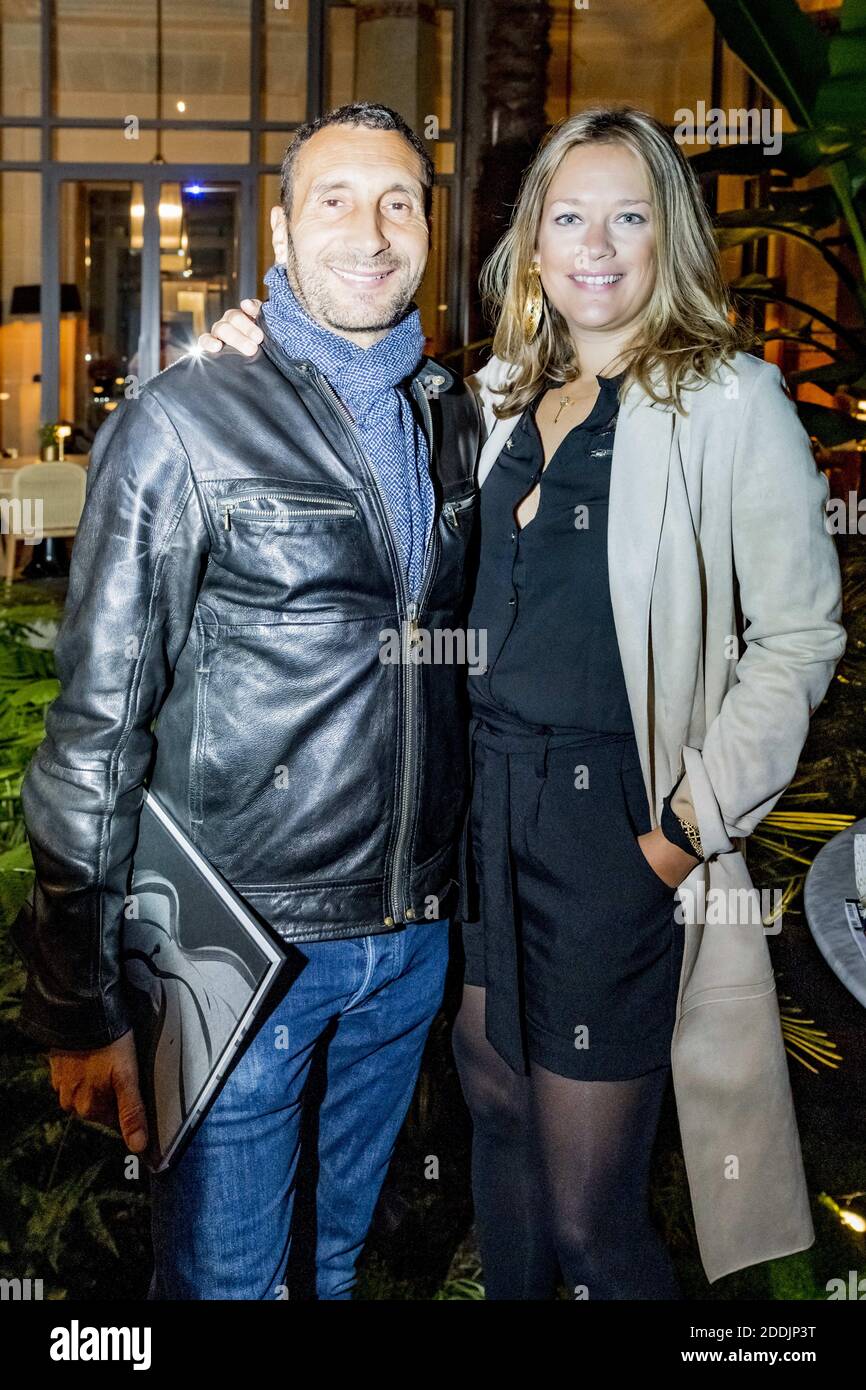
2, 462, 87, 585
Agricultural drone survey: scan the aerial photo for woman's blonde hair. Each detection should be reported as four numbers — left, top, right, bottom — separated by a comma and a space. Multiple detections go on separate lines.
479, 105, 757, 416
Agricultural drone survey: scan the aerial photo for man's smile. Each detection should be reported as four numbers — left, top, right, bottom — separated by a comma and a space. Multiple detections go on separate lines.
329, 265, 396, 285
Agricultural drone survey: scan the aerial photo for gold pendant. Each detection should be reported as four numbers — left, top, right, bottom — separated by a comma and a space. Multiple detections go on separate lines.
553, 395, 572, 425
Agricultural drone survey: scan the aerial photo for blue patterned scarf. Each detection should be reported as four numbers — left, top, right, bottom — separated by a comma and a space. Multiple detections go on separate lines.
261, 262, 434, 599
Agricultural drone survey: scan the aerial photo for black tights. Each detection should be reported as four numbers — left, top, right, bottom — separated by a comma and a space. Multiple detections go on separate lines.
452, 984, 682, 1300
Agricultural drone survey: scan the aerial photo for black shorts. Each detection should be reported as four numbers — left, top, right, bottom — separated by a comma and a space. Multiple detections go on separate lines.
460, 719, 685, 1081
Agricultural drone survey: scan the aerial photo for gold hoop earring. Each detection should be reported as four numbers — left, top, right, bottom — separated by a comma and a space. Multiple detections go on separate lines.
522, 263, 544, 343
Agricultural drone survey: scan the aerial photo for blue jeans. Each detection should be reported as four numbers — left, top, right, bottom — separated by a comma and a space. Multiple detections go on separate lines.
147, 919, 450, 1299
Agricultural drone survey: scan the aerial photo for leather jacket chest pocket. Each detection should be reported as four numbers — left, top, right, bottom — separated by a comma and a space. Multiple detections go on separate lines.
217, 486, 358, 532
434, 490, 478, 607
210, 481, 371, 616
442, 493, 476, 534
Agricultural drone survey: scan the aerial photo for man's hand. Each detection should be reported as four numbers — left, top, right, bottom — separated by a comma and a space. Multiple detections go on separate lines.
636, 827, 700, 889
198, 298, 263, 357
48, 1029, 148, 1154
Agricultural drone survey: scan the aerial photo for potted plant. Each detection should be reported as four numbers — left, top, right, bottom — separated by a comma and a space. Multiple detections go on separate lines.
695, 0, 866, 452
37, 423, 58, 462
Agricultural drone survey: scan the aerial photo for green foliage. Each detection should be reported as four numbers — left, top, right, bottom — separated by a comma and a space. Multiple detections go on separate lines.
0, 586, 151, 1298
697, 0, 866, 435
0, 600, 58, 932
431, 1275, 486, 1300
766, 1250, 827, 1300
0, 594, 60, 850
0, 1014, 152, 1297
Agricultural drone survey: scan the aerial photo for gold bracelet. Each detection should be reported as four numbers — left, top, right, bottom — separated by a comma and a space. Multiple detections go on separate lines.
677, 815, 703, 859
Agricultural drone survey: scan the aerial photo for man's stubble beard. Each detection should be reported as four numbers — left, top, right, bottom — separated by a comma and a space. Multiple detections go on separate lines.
284, 236, 422, 335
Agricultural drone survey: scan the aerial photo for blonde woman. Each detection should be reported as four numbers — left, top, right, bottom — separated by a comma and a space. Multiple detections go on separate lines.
201, 106, 845, 1298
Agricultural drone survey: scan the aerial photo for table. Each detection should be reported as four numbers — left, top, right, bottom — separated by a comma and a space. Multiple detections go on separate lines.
804, 817, 866, 1009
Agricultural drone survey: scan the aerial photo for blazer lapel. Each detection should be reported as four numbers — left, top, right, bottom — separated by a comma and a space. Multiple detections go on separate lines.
606, 386, 677, 805
477, 414, 521, 485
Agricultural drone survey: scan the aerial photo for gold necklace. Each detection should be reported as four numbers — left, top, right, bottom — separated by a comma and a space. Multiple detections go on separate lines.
552, 387, 597, 425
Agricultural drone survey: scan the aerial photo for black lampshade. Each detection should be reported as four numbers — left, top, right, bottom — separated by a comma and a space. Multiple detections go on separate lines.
9, 284, 83, 315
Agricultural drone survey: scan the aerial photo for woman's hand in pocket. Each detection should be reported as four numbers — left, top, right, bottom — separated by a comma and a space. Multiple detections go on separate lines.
636, 827, 701, 889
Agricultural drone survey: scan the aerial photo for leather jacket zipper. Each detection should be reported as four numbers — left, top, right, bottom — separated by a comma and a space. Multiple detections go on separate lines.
311, 368, 440, 925
442, 494, 475, 530
221, 490, 355, 530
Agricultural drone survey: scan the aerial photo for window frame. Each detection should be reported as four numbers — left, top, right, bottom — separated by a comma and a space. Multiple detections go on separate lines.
0, 0, 467, 420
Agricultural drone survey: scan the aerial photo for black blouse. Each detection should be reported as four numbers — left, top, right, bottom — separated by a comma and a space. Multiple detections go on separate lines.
468, 371, 630, 730
467, 372, 701, 859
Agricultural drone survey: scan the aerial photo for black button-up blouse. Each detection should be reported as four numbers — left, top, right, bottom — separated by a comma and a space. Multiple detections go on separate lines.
466, 371, 700, 858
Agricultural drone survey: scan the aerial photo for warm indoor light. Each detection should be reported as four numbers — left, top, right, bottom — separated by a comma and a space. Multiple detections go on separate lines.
130, 186, 185, 254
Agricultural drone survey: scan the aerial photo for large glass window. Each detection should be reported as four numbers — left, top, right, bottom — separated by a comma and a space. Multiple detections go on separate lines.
325, 0, 452, 132
322, 1, 460, 352
1, 0, 465, 423
0, 125, 39, 159
0, 170, 41, 457
264, 1, 309, 124
54, 129, 159, 162
161, 1, 251, 124
545, 0, 715, 127
54, 0, 158, 121
0, 0, 41, 117
54, 1, 251, 123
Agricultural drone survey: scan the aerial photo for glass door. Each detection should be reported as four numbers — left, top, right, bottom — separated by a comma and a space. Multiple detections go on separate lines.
59, 179, 143, 436
156, 180, 240, 371
48, 166, 250, 441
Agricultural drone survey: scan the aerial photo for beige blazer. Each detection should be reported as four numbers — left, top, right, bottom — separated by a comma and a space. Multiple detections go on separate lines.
468, 349, 847, 1283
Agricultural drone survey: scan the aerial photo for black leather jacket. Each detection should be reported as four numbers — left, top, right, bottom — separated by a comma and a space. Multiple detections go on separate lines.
11, 318, 481, 1051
